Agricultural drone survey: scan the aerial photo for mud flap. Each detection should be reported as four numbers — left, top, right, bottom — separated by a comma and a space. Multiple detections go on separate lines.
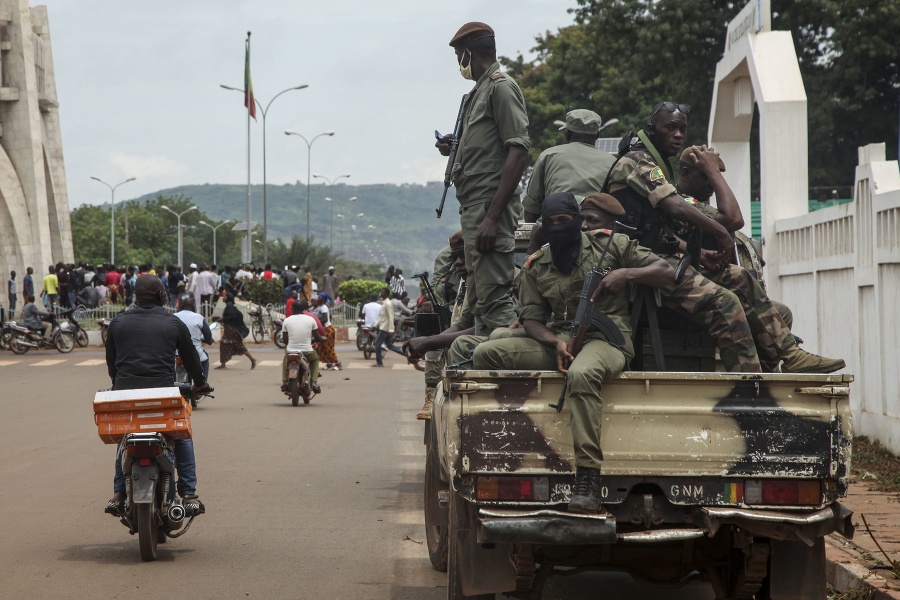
768, 538, 826, 599
457, 529, 516, 596
130, 464, 158, 504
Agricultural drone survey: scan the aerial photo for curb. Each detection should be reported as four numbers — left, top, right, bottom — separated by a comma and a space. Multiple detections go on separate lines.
826, 536, 900, 598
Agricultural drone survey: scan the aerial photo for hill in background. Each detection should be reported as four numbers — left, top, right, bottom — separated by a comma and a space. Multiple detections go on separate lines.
134, 181, 461, 274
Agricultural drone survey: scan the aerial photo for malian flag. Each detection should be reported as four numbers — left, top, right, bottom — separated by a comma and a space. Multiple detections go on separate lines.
244, 38, 257, 121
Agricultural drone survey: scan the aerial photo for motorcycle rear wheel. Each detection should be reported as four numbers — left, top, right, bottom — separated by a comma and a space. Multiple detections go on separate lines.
10, 334, 29, 355
55, 332, 75, 353
289, 379, 300, 406
273, 328, 285, 349
75, 328, 89, 348
355, 333, 365, 351
363, 344, 373, 360
100, 327, 108, 346
0, 330, 11, 350
136, 503, 159, 561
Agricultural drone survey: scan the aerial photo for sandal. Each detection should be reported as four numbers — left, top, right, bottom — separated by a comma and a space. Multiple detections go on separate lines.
182, 494, 206, 515
105, 492, 126, 516
250, 358, 257, 370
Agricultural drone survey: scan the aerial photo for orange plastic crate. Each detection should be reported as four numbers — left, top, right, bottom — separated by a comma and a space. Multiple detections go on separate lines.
97, 418, 193, 445
93, 387, 190, 414
94, 407, 191, 424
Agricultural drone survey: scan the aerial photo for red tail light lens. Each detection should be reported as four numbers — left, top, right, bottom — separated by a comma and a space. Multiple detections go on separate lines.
126, 445, 163, 459
476, 476, 549, 501
744, 479, 821, 506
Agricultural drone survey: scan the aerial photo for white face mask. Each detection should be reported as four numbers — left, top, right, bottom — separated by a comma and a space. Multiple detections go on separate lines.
458, 50, 473, 81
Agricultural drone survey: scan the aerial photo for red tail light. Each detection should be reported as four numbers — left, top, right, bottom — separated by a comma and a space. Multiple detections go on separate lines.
138, 458, 152, 467
744, 479, 821, 506
476, 476, 550, 501
126, 445, 162, 459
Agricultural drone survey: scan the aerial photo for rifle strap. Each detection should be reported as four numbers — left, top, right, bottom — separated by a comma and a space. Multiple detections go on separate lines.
453, 71, 502, 178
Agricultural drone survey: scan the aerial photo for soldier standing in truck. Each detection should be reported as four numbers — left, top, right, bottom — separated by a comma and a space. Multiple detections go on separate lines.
435, 22, 529, 337
470, 192, 675, 513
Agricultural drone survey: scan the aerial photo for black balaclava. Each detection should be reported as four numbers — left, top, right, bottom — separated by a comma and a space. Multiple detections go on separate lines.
541, 192, 583, 274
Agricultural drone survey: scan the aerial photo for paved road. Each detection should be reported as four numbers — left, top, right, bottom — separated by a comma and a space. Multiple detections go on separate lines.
0, 342, 714, 599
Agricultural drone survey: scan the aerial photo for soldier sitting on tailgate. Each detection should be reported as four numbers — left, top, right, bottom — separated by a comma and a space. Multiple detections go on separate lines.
672, 146, 835, 372
606, 102, 843, 373
470, 192, 675, 513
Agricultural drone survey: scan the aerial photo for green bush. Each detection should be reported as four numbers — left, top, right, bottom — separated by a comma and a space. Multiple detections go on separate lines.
241, 278, 284, 306
337, 279, 387, 306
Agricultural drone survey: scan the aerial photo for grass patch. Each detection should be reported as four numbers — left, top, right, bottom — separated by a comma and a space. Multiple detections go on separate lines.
852, 436, 900, 495
828, 585, 876, 599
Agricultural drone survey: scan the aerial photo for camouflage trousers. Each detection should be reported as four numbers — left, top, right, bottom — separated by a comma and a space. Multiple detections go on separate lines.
702, 264, 796, 364
659, 260, 760, 372
460, 197, 521, 336
473, 334, 627, 469
424, 350, 445, 388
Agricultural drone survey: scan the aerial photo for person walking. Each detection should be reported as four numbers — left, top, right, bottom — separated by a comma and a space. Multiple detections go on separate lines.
41, 265, 59, 311
215, 293, 257, 370
322, 267, 338, 304
7, 270, 16, 319
372, 288, 403, 367
22, 266, 34, 304
313, 296, 341, 370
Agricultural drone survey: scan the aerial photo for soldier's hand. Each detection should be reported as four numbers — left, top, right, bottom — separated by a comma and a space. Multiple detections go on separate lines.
435, 134, 452, 157
593, 270, 630, 297
475, 216, 499, 253
699, 248, 726, 272
556, 340, 574, 373
419, 300, 435, 313
406, 337, 427, 360
691, 146, 721, 176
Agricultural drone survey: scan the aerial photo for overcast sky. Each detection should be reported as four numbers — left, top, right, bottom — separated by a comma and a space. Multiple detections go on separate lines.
40, 0, 577, 208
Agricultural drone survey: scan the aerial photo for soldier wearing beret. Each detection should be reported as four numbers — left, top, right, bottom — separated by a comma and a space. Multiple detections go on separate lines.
523, 109, 617, 222
674, 146, 844, 373
436, 22, 530, 337
471, 192, 675, 513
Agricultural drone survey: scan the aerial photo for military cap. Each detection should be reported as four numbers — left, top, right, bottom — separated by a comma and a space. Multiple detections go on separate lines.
449, 230, 464, 246
449, 22, 495, 48
581, 192, 625, 217
558, 109, 604, 135
680, 145, 726, 171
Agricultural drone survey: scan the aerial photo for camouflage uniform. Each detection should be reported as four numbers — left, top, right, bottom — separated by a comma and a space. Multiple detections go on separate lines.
472, 230, 649, 469
608, 134, 761, 372
522, 142, 617, 217
453, 61, 530, 336
423, 247, 462, 389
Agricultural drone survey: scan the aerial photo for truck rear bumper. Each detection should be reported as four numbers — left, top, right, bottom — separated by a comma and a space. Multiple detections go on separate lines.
474, 503, 854, 546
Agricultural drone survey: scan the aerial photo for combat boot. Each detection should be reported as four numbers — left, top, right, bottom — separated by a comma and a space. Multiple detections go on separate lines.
417, 387, 436, 420
780, 345, 845, 374
568, 466, 604, 514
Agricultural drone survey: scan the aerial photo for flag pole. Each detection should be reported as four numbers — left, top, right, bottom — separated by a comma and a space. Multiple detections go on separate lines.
245, 31, 252, 264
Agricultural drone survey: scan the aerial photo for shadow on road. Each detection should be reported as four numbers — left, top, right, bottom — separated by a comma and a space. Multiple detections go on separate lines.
57, 540, 195, 565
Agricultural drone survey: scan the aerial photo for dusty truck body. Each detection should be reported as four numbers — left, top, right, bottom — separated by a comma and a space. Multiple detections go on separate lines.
423, 369, 854, 599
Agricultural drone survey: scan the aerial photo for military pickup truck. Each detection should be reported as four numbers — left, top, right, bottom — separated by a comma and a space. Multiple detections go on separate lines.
421, 226, 854, 599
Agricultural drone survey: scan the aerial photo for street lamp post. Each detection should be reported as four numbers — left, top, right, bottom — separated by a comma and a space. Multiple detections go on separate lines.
312, 173, 351, 248
220, 84, 308, 262
198, 219, 232, 266
90, 176, 136, 265
160, 204, 198, 268
283, 130, 335, 243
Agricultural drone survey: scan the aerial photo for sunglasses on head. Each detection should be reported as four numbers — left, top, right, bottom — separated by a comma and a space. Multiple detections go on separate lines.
651, 102, 691, 119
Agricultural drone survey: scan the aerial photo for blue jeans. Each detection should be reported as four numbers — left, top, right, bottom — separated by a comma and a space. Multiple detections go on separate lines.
114, 439, 197, 497
374, 329, 403, 365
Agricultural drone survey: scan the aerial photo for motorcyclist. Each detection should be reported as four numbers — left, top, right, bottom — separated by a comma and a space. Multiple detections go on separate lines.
104, 276, 208, 516
21, 298, 52, 336
281, 299, 326, 395
174, 295, 213, 381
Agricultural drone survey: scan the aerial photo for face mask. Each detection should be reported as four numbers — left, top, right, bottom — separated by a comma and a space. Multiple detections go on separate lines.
543, 217, 583, 274
458, 50, 473, 81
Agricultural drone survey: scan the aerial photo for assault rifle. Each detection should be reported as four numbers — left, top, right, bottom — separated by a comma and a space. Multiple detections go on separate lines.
411, 272, 451, 337
550, 222, 635, 413
674, 226, 703, 284
435, 93, 468, 218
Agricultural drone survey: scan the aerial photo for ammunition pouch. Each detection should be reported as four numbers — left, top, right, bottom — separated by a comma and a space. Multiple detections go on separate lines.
611, 187, 679, 255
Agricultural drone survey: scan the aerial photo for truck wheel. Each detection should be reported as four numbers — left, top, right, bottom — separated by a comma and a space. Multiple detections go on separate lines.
448, 493, 494, 600
424, 444, 448, 572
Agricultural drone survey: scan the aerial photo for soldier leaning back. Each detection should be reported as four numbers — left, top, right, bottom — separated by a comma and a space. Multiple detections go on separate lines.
471, 192, 675, 514
436, 22, 529, 336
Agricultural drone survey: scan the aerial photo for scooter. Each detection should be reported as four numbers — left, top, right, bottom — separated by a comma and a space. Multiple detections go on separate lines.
355, 318, 366, 350
8, 313, 75, 354
272, 311, 285, 349
98, 317, 112, 346
108, 383, 214, 562
283, 352, 315, 406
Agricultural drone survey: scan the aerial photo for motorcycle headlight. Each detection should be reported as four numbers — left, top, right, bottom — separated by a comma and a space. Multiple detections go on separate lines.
59, 322, 70, 330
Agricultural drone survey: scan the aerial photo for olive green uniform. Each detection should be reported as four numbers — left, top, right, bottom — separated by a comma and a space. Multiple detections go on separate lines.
608, 136, 760, 372
424, 246, 464, 388
523, 142, 617, 217
472, 230, 650, 469
453, 61, 530, 335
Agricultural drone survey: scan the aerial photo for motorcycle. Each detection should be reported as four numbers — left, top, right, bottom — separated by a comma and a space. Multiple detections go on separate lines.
271, 310, 285, 349
98, 317, 112, 346
283, 352, 315, 406
174, 357, 206, 409
355, 318, 366, 350
106, 383, 213, 562
59, 308, 90, 348
8, 312, 75, 354
0, 320, 17, 350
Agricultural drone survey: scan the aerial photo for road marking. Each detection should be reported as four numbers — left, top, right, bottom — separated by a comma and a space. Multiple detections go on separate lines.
30, 359, 66, 367
76, 359, 106, 366
392, 363, 415, 370
0, 359, 22, 366
257, 360, 281, 367
348, 363, 374, 369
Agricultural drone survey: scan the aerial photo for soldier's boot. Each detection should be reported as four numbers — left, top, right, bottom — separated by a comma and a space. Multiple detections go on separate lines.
568, 467, 605, 514
417, 386, 436, 421
779, 345, 846, 374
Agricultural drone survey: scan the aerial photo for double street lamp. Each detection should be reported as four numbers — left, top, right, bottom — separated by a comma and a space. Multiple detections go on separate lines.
198, 219, 232, 266
283, 130, 335, 243
313, 173, 351, 248
160, 204, 198, 268
220, 83, 309, 262
90, 176, 136, 265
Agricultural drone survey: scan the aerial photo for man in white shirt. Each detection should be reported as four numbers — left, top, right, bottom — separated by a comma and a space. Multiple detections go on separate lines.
282, 299, 325, 394
174, 296, 214, 380
361, 294, 382, 329
373, 288, 404, 367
